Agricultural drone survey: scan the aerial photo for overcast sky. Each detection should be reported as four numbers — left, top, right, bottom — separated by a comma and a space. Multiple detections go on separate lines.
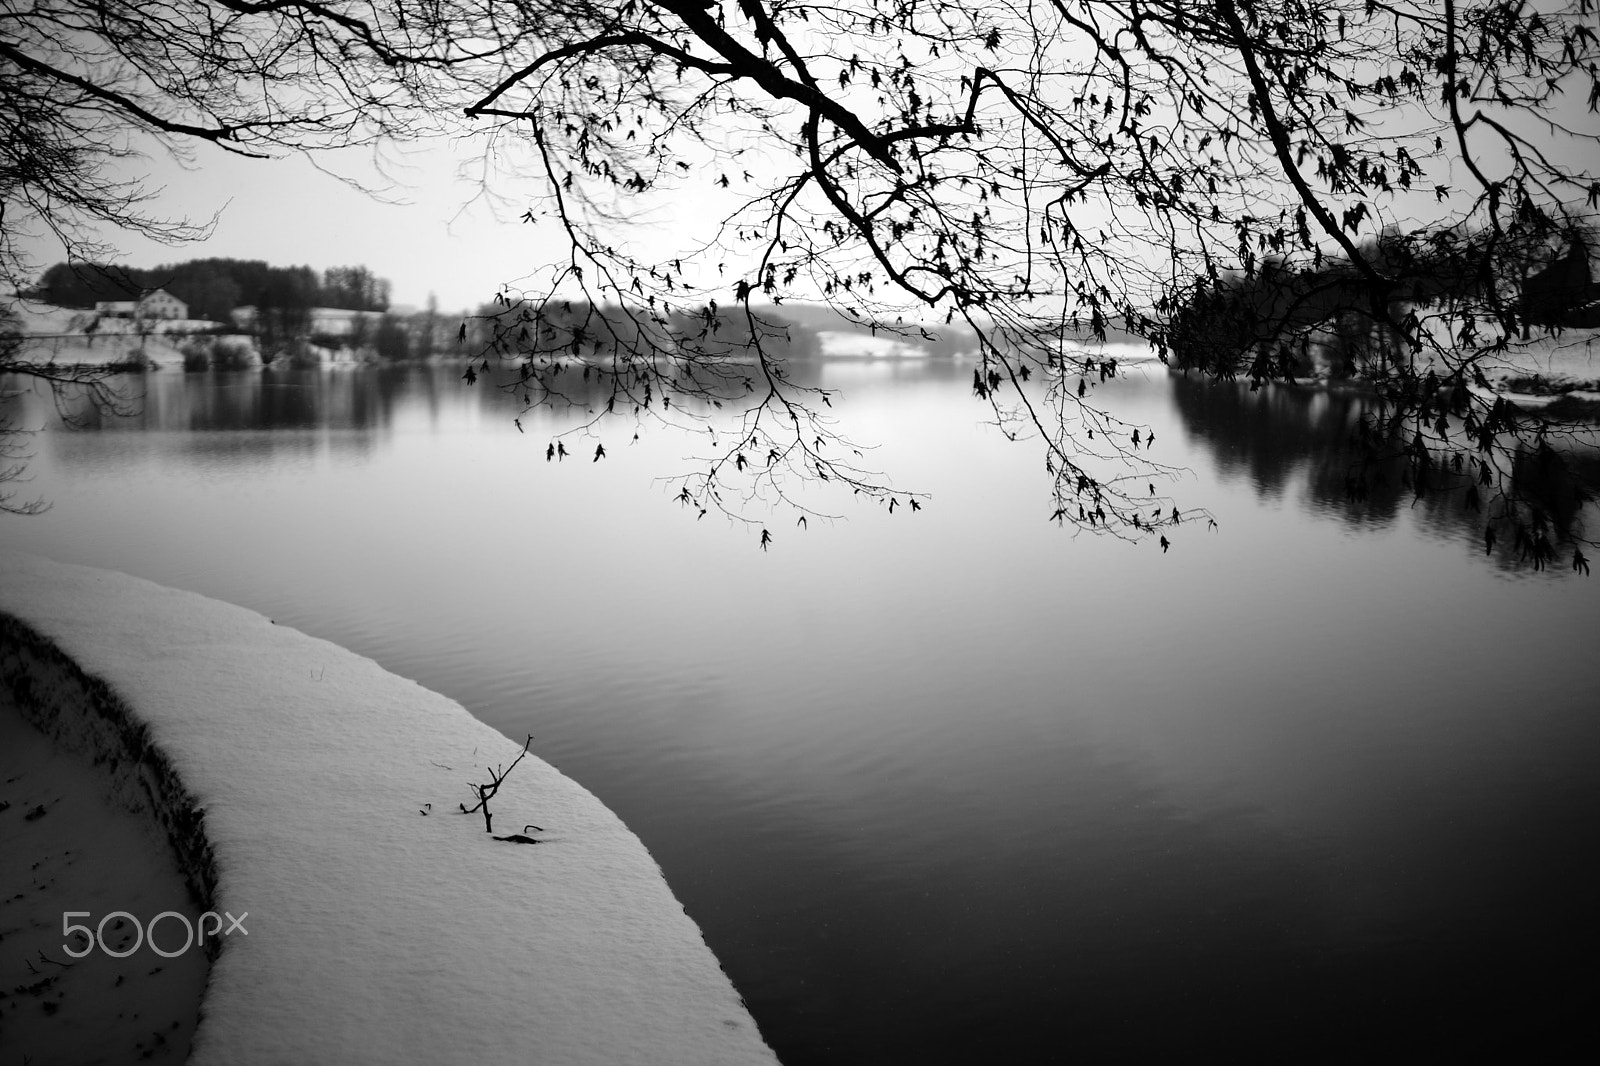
16, 54, 1595, 320
20, 133, 581, 314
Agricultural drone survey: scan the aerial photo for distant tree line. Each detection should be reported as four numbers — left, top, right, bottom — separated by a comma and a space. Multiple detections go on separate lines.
460, 297, 983, 373
465, 298, 812, 359
29, 259, 393, 322
1160, 224, 1600, 383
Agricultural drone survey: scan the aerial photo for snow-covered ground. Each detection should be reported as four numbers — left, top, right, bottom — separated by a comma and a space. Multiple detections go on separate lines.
1, 295, 240, 368
0, 551, 777, 1065
814, 330, 927, 358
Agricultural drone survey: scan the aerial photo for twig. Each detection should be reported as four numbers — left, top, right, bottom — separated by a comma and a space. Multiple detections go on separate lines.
460, 735, 534, 834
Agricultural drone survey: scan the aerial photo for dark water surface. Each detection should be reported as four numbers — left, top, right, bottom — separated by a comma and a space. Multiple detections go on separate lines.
4, 361, 1599, 1061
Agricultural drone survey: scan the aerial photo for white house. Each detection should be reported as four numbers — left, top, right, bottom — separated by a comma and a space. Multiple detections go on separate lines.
95, 288, 188, 321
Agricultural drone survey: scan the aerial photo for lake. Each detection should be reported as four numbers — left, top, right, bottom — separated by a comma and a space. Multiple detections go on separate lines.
4, 357, 1599, 1061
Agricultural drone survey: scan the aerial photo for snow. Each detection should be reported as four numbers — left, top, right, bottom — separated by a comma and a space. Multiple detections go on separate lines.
814, 330, 924, 358
0, 550, 778, 1064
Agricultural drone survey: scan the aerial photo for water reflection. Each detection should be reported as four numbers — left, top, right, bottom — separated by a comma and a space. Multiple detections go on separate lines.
20, 362, 1592, 574
4, 369, 454, 471
29, 367, 424, 433
1170, 374, 1597, 568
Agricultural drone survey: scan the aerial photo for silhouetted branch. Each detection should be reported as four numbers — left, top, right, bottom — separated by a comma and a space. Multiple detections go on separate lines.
459, 734, 534, 834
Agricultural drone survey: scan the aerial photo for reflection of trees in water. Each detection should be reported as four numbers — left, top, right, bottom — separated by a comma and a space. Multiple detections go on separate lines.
1172, 376, 1390, 512
25, 368, 422, 433
11, 363, 642, 438
1491, 441, 1600, 569
1170, 375, 1595, 569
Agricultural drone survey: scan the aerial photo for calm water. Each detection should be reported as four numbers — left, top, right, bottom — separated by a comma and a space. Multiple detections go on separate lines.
4, 361, 1599, 1061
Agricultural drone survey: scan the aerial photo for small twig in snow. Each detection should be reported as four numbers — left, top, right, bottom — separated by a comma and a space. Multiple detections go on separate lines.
460, 735, 535, 834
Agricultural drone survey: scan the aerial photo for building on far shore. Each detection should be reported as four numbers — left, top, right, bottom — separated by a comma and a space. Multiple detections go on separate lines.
95, 288, 188, 322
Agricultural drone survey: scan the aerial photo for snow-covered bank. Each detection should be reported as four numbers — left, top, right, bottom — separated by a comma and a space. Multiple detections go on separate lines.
0, 552, 777, 1065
